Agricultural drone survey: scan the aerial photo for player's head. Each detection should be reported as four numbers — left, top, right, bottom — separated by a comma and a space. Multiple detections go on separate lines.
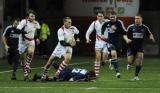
26, 9, 36, 22
13, 18, 20, 28
85, 70, 96, 81
109, 11, 117, 22
135, 14, 143, 25
96, 11, 104, 22
63, 17, 72, 28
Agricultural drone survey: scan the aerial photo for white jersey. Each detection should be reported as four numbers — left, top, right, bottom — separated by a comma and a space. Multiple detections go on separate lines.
17, 19, 40, 40
58, 25, 79, 44
17, 19, 40, 54
86, 19, 109, 42
86, 19, 109, 51
51, 25, 79, 58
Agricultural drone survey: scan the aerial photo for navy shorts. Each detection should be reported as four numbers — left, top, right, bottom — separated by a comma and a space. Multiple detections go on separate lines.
127, 47, 144, 56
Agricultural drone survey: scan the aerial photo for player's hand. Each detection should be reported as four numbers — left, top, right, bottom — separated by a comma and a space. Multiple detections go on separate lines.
86, 39, 91, 43
111, 25, 117, 31
76, 38, 80, 42
36, 39, 40, 45
126, 38, 132, 44
100, 35, 107, 39
4, 45, 9, 52
149, 35, 156, 43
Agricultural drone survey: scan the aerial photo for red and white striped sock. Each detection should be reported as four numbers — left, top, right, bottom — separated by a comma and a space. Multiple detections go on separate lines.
95, 61, 100, 77
55, 61, 68, 77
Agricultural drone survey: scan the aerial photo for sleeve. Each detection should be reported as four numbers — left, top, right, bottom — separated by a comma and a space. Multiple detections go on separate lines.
118, 20, 127, 35
35, 21, 41, 29
101, 22, 107, 35
86, 22, 95, 40
73, 26, 79, 35
144, 25, 152, 38
126, 25, 132, 38
2, 26, 10, 37
17, 19, 26, 30
57, 28, 65, 41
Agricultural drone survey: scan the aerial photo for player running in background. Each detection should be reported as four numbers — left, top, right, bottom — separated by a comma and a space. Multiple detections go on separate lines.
16, 10, 41, 81
41, 17, 80, 81
101, 11, 131, 78
86, 11, 110, 77
2, 18, 20, 80
126, 14, 155, 80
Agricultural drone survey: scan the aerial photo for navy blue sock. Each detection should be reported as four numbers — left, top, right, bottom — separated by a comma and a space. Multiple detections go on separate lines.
12, 62, 18, 77
135, 65, 142, 76
111, 59, 119, 73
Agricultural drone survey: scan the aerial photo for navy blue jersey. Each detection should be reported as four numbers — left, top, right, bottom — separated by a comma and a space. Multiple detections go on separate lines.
102, 20, 126, 50
59, 67, 88, 81
102, 20, 126, 52
3, 25, 19, 49
127, 24, 151, 49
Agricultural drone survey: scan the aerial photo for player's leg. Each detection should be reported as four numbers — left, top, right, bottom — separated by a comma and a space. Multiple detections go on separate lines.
94, 41, 105, 77
55, 52, 72, 77
101, 46, 109, 66
127, 55, 134, 70
24, 44, 35, 72
11, 50, 20, 80
110, 50, 121, 78
132, 52, 143, 80
94, 49, 101, 77
19, 52, 28, 80
41, 55, 56, 80
127, 49, 134, 70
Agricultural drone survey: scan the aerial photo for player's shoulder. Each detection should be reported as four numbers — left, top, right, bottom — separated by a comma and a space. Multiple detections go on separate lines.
117, 19, 124, 24
70, 26, 79, 31
4, 25, 12, 33
34, 20, 40, 24
142, 24, 149, 28
21, 19, 27, 23
5, 25, 12, 30
128, 24, 135, 28
58, 25, 66, 33
104, 19, 110, 22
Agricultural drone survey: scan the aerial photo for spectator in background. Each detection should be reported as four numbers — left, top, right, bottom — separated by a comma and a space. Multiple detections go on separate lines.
39, 22, 50, 58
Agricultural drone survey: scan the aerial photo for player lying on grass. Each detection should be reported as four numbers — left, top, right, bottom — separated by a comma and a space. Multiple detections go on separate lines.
33, 62, 96, 82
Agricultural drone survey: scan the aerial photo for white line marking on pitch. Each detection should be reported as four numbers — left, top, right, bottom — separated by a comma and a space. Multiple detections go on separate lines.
0, 62, 90, 74
0, 87, 160, 90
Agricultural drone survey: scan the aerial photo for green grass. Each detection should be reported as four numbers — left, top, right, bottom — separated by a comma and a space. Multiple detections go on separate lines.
0, 56, 160, 93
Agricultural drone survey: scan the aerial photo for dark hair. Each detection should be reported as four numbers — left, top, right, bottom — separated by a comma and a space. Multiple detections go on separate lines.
96, 11, 104, 15
26, 9, 36, 16
13, 18, 20, 22
85, 70, 96, 81
63, 17, 71, 23
136, 13, 143, 18
110, 9, 117, 15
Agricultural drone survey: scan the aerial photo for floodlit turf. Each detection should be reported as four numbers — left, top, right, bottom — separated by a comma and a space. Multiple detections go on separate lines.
0, 56, 160, 93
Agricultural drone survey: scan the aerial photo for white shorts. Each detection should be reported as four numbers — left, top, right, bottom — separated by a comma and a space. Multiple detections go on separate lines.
51, 43, 73, 58
95, 40, 109, 53
18, 39, 35, 54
